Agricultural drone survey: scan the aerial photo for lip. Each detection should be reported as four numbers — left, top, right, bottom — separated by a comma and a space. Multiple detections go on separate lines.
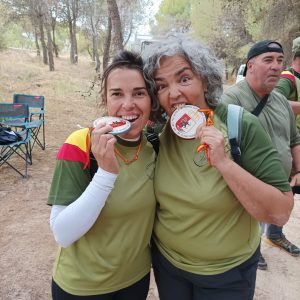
268, 75, 279, 81
171, 102, 193, 112
171, 102, 189, 112
119, 114, 140, 122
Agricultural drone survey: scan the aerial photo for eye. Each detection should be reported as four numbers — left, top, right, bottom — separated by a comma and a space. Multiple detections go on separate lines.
134, 90, 147, 97
180, 76, 192, 85
111, 92, 120, 96
156, 84, 166, 93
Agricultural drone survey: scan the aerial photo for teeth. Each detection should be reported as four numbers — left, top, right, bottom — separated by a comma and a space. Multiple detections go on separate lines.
173, 104, 186, 110
122, 115, 138, 120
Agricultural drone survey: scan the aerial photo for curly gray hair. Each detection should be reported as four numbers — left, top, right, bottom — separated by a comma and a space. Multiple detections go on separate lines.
142, 34, 224, 108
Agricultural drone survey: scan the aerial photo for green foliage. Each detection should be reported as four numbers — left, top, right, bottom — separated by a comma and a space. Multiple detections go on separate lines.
191, 0, 222, 43
3, 23, 35, 49
152, 0, 191, 36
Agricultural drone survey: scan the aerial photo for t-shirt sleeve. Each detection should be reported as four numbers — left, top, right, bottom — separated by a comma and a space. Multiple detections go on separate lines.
48, 160, 91, 206
239, 110, 291, 192
48, 128, 92, 206
275, 77, 294, 99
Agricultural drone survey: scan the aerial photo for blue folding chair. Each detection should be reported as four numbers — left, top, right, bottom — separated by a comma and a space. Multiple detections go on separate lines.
13, 93, 45, 151
0, 103, 32, 178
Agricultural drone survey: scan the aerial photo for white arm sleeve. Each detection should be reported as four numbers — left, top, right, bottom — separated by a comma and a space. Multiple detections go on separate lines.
49, 167, 118, 248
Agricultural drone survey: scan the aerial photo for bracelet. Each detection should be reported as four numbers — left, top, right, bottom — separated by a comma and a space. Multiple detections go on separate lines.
295, 171, 300, 175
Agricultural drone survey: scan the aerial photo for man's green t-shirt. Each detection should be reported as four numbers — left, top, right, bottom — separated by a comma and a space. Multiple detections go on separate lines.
222, 80, 300, 177
154, 103, 290, 275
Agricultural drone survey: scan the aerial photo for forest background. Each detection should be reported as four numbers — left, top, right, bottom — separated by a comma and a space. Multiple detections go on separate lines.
0, 0, 300, 79
1, 1, 300, 299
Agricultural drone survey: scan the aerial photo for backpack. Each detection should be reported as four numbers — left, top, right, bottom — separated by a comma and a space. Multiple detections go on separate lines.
0, 127, 22, 145
89, 106, 243, 178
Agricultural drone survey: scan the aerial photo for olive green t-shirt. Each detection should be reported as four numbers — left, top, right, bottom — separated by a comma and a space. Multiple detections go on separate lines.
223, 80, 300, 177
48, 129, 156, 295
154, 103, 290, 275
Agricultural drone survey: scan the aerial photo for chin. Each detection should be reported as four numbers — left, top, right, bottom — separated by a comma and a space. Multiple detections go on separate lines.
120, 128, 141, 140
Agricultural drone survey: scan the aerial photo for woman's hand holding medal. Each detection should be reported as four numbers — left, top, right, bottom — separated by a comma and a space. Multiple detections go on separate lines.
91, 121, 119, 174
195, 124, 227, 168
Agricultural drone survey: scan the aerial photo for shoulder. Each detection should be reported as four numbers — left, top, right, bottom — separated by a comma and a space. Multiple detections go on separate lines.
216, 103, 264, 132
280, 70, 296, 87
57, 128, 91, 165
65, 128, 90, 148
271, 90, 290, 105
222, 81, 248, 105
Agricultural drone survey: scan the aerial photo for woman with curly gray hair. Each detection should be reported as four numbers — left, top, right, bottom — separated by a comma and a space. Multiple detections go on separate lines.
142, 35, 293, 300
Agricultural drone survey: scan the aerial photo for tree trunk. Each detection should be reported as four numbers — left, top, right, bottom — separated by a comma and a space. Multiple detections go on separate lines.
46, 28, 54, 71
72, 21, 78, 64
103, 15, 112, 71
106, 0, 123, 56
92, 34, 101, 72
38, 11, 48, 65
52, 21, 59, 57
68, 19, 75, 64
42, 0, 55, 71
34, 27, 40, 56
90, 15, 100, 72
66, 0, 79, 65
69, 0, 79, 64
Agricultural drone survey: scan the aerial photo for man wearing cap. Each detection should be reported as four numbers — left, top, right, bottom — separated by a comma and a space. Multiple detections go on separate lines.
222, 40, 300, 270
276, 36, 300, 132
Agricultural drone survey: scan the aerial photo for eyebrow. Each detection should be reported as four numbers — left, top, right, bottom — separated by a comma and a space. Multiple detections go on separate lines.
262, 54, 284, 59
109, 87, 147, 91
155, 67, 192, 81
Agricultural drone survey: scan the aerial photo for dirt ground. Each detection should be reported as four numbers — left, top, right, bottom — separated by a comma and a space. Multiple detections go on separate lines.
0, 51, 300, 300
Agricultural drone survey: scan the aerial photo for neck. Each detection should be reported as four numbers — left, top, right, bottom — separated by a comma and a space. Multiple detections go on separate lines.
246, 78, 269, 98
116, 134, 141, 147
292, 59, 300, 73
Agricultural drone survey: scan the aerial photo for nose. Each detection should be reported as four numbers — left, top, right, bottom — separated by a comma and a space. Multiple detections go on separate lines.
169, 84, 181, 99
271, 61, 283, 72
122, 95, 135, 109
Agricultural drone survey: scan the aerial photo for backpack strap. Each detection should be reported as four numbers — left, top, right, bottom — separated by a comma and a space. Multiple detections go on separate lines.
145, 132, 160, 154
89, 151, 98, 179
227, 104, 243, 165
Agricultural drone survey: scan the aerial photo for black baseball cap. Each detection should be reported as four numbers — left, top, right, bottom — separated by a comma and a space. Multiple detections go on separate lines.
243, 40, 284, 76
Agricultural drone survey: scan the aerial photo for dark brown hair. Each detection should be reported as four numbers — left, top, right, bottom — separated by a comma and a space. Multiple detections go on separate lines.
100, 50, 159, 119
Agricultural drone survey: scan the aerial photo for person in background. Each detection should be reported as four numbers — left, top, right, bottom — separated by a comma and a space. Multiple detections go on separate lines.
222, 40, 300, 270
48, 50, 157, 300
142, 34, 294, 300
276, 36, 300, 132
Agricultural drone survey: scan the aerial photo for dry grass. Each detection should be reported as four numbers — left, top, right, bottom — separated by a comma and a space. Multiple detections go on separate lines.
0, 50, 101, 141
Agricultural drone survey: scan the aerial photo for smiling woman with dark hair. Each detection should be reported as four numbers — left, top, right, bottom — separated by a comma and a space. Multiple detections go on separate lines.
142, 34, 294, 300
48, 50, 157, 300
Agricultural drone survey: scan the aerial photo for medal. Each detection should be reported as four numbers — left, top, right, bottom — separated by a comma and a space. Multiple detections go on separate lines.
170, 105, 206, 139
93, 116, 131, 135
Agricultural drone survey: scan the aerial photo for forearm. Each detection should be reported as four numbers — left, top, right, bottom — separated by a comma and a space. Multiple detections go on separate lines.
292, 145, 300, 172
289, 100, 300, 114
216, 158, 294, 226
50, 167, 118, 247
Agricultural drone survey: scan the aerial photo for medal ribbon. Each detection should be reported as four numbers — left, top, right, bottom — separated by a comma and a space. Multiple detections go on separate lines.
196, 109, 214, 164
